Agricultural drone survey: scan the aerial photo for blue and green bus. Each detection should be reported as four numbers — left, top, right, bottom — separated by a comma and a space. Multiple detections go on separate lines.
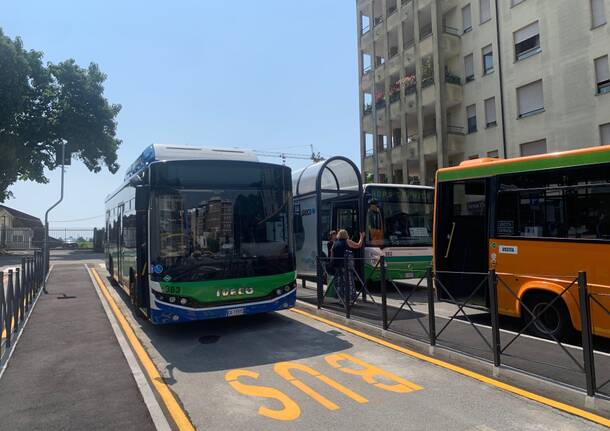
105, 144, 296, 324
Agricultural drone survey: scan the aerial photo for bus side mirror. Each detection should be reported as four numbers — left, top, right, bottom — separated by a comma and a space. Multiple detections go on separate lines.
135, 185, 150, 211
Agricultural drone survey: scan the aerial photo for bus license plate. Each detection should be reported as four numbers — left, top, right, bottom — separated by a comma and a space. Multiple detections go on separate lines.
227, 308, 244, 317
404, 272, 414, 279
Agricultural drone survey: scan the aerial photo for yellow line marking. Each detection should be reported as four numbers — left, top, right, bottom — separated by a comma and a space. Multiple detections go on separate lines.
90, 268, 195, 431
291, 308, 610, 428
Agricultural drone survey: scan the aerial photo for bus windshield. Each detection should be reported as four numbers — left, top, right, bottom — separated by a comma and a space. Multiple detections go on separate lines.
365, 186, 433, 247
149, 162, 293, 282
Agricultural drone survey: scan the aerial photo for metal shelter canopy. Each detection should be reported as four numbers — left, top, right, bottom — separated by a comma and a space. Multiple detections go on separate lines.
293, 156, 362, 198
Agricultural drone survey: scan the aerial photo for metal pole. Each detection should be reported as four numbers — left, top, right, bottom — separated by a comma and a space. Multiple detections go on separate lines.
316, 257, 323, 309
426, 268, 436, 346
43, 142, 66, 292
578, 271, 596, 397
488, 269, 502, 368
380, 256, 388, 330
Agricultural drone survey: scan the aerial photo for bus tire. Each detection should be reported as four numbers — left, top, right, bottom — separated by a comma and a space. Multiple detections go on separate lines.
523, 292, 573, 341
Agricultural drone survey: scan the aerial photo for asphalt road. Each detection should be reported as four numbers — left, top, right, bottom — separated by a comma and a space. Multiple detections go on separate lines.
96, 263, 606, 431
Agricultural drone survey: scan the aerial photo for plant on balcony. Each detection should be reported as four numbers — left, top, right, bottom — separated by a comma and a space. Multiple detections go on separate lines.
445, 71, 461, 85
421, 57, 434, 81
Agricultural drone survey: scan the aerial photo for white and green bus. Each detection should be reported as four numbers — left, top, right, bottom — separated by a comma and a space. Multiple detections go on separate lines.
292, 157, 433, 285
105, 144, 296, 324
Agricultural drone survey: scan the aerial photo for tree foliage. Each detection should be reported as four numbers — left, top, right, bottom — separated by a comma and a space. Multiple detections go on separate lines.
0, 28, 121, 202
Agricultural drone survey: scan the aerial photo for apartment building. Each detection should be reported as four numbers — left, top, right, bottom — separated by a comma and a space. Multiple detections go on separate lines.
357, 0, 610, 185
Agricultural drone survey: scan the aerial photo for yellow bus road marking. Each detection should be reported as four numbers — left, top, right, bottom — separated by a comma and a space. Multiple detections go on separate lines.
226, 354, 421, 421
291, 308, 610, 428
90, 268, 195, 431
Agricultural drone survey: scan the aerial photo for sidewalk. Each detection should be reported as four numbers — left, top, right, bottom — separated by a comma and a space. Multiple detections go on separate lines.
0, 264, 156, 430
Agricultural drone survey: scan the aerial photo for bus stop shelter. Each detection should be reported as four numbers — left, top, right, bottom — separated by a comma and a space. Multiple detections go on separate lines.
292, 156, 362, 278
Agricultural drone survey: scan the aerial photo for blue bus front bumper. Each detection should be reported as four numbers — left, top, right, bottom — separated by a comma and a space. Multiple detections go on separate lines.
149, 289, 297, 325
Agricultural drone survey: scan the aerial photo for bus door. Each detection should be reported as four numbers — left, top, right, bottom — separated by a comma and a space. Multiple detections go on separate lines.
135, 186, 150, 314
117, 203, 125, 286
330, 198, 362, 272
435, 179, 489, 303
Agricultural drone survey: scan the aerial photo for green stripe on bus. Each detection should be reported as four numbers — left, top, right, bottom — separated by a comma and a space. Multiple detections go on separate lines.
437, 148, 610, 182
159, 271, 296, 303
385, 255, 433, 263
364, 260, 431, 281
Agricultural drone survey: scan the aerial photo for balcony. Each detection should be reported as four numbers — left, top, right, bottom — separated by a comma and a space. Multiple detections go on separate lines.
360, 68, 373, 89
442, 28, 461, 58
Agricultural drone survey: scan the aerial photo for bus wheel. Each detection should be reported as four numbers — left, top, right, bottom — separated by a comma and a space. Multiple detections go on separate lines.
524, 292, 572, 341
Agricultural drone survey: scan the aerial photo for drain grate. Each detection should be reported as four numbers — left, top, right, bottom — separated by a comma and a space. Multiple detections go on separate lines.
198, 335, 220, 344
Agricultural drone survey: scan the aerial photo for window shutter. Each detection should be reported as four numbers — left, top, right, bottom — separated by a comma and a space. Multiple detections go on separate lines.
480, 0, 491, 23
601, 123, 610, 146
467, 104, 476, 118
517, 80, 544, 116
462, 4, 472, 31
595, 56, 610, 84
514, 21, 539, 44
485, 97, 496, 124
520, 140, 547, 156
464, 54, 474, 77
591, 0, 607, 28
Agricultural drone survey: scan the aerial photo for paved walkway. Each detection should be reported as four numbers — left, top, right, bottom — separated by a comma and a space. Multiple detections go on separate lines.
0, 264, 155, 430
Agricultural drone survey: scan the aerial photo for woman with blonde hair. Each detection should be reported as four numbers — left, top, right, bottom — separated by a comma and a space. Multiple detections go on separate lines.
330, 229, 364, 305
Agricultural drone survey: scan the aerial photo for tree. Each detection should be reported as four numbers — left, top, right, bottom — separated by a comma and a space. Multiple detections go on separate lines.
0, 28, 121, 202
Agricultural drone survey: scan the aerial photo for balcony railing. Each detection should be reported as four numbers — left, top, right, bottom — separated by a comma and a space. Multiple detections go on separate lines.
445, 72, 461, 85
422, 76, 434, 88
361, 24, 371, 35
388, 5, 398, 16
389, 46, 399, 58
405, 83, 417, 95
389, 91, 401, 103
447, 125, 465, 135
362, 65, 372, 76
374, 16, 384, 27
404, 38, 415, 50
443, 25, 461, 37
401, 0, 410, 6
423, 128, 436, 138
375, 99, 386, 109
364, 104, 373, 115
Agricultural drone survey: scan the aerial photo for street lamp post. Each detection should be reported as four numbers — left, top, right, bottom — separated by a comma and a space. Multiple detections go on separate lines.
43, 142, 66, 292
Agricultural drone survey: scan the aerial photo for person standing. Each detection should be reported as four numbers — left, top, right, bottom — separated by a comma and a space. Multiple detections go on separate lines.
331, 229, 364, 305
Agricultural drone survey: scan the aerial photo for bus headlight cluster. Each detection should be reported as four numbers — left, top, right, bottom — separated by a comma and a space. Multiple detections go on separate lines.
153, 290, 194, 308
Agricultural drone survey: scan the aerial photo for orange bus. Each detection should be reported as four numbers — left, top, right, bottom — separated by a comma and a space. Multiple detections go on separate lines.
434, 145, 610, 340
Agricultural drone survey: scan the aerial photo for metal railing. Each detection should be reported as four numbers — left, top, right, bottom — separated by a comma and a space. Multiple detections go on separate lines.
297, 258, 610, 399
0, 251, 45, 359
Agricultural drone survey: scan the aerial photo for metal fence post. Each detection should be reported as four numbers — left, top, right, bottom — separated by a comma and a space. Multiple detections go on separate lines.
15, 268, 22, 326
426, 268, 436, 347
380, 256, 388, 330
316, 257, 323, 309
0, 271, 5, 357
488, 269, 502, 368
578, 271, 596, 397
344, 259, 351, 320
6, 270, 14, 347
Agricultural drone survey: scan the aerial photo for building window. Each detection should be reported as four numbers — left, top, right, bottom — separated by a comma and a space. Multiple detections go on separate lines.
514, 21, 540, 61
601, 123, 610, 145
480, 0, 491, 23
485, 97, 497, 127
517, 80, 544, 118
464, 54, 475, 82
487, 150, 499, 158
520, 139, 547, 156
482, 45, 494, 74
462, 4, 472, 33
594, 55, 610, 95
467, 104, 477, 133
591, 0, 607, 28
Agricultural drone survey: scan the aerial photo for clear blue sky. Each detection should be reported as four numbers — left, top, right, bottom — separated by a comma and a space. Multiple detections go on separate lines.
3, 1, 359, 228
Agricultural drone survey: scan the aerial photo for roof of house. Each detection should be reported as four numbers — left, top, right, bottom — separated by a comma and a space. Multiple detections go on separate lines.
0, 205, 43, 229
